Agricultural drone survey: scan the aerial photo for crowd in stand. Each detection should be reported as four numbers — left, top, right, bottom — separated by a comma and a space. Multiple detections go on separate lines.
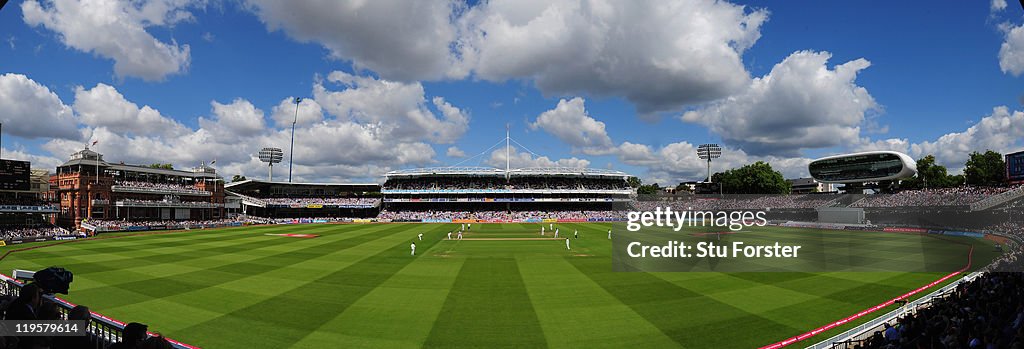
383, 177, 628, 191
0, 226, 72, 241
0, 197, 54, 207
262, 197, 380, 206
857, 273, 1024, 349
87, 218, 241, 229
114, 180, 207, 194
377, 210, 624, 221
632, 194, 840, 211
117, 198, 218, 207
851, 186, 1015, 208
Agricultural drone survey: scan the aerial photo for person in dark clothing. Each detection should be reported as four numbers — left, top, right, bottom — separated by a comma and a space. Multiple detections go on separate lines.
52, 305, 97, 349
4, 283, 40, 321
138, 335, 173, 349
109, 322, 148, 349
6, 284, 41, 349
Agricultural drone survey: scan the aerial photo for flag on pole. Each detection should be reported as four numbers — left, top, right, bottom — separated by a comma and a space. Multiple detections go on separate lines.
294, 97, 302, 104
91, 140, 98, 146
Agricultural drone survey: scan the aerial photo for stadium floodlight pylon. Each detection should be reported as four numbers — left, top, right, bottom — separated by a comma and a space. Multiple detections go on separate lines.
259, 147, 283, 182
696, 144, 722, 183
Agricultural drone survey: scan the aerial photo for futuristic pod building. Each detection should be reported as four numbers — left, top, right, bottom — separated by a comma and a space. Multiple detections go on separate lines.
808, 151, 917, 184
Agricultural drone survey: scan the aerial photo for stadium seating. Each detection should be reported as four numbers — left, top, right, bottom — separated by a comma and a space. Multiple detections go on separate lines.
855, 273, 1024, 348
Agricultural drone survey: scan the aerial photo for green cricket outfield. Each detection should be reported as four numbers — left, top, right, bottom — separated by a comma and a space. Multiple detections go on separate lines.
0, 223, 998, 348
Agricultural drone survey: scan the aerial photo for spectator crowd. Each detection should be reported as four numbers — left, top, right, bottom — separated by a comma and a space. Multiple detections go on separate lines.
852, 186, 1015, 208
632, 194, 841, 211
262, 197, 380, 206
113, 180, 207, 195
857, 273, 1024, 349
0, 225, 72, 241
383, 177, 629, 191
377, 210, 624, 221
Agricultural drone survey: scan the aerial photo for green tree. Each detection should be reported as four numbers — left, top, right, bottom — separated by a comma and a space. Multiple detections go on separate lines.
148, 163, 173, 170
626, 176, 642, 188
674, 182, 693, 193
637, 183, 661, 195
903, 155, 968, 189
964, 150, 1005, 186
712, 161, 790, 194
231, 175, 247, 183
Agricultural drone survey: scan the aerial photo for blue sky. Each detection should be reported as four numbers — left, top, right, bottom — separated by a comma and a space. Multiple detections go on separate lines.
1, 0, 1024, 184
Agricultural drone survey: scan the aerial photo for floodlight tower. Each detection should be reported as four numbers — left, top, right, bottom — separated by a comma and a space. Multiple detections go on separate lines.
696, 144, 722, 183
259, 147, 283, 182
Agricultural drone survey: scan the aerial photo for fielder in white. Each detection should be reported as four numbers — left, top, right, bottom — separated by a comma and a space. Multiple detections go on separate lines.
457, 231, 463, 240
447, 231, 452, 240
608, 229, 612, 239
541, 226, 545, 235
411, 242, 416, 255
574, 230, 578, 239
554, 228, 559, 238
418, 233, 423, 241
565, 238, 570, 250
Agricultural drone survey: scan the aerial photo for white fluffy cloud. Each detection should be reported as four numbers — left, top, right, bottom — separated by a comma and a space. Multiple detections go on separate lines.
270, 97, 323, 128
28, 77, 457, 182
992, 0, 1008, 12
0, 73, 78, 140
314, 71, 469, 144
446, 146, 467, 158
486, 146, 590, 169
244, 0, 766, 115
614, 141, 812, 184
458, 0, 766, 114
244, 0, 463, 81
22, 0, 195, 81
203, 98, 267, 139
860, 106, 1024, 171
1000, 23, 1024, 77
682, 50, 878, 156
530, 97, 614, 154
73, 83, 188, 137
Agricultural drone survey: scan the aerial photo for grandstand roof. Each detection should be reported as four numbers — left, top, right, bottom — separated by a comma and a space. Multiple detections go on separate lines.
384, 166, 631, 178
225, 179, 381, 191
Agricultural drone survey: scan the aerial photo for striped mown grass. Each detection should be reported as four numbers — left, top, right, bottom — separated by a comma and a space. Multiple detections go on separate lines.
0, 223, 998, 348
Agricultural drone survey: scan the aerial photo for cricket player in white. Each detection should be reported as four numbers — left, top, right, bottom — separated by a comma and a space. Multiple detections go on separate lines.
574, 230, 578, 239
541, 226, 545, 235
608, 229, 612, 239
411, 242, 416, 255
554, 228, 559, 238
549, 223, 554, 230
457, 231, 463, 240
418, 233, 423, 241
565, 238, 570, 250
461, 223, 465, 231
468, 223, 472, 230
447, 231, 452, 240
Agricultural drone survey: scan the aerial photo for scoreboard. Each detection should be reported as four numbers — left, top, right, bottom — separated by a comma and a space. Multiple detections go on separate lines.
0, 159, 30, 191
1008, 151, 1024, 184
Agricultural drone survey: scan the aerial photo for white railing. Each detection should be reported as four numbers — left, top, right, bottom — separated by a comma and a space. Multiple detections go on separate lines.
806, 271, 982, 349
